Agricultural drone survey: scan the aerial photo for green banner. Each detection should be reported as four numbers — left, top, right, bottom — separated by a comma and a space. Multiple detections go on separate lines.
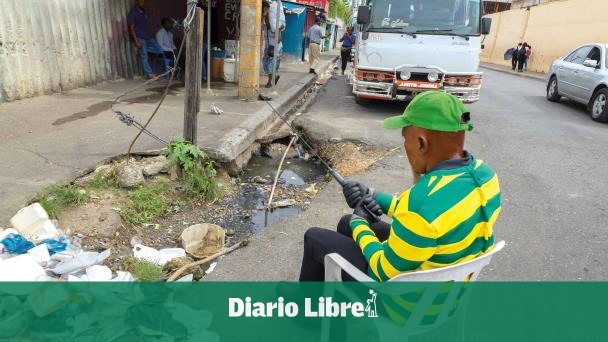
0, 282, 607, 341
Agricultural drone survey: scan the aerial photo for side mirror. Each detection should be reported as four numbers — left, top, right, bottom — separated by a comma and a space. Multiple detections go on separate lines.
583, 59, 599, 68
357, 6, 371, 25
481, 17, 492, 35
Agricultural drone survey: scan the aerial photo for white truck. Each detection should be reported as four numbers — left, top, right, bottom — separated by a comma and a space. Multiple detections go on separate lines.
350, 0, 492, 104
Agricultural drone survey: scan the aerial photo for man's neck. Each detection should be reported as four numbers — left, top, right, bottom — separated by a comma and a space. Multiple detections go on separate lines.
425, 150, 466, 173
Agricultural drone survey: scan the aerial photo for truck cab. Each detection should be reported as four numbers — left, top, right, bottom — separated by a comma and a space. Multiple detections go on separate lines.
350, 0, 491, 104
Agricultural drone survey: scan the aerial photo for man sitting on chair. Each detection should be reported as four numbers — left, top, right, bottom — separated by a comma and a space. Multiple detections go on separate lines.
297, 91, 502, 282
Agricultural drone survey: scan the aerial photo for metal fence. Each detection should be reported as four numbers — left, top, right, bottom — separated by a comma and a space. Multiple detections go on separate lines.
0, 0, 142, 103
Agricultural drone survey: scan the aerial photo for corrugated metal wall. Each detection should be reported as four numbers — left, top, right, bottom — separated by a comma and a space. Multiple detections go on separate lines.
0, 0, 143, 102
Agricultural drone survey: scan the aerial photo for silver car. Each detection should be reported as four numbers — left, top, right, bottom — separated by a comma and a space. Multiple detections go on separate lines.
546, 43, 608, 122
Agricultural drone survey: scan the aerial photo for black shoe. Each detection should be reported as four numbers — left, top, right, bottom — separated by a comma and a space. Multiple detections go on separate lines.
309, 68, 317, 74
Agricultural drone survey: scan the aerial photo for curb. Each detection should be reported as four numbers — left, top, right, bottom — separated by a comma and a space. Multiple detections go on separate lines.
480, 63, 547, 82
206, 55, 339, 170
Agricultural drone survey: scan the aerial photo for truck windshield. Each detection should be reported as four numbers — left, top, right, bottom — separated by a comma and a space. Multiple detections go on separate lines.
368, 0, 481, 35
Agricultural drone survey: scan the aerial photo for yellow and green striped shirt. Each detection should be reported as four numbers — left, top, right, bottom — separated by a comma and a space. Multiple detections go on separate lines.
350, 153, 501, 282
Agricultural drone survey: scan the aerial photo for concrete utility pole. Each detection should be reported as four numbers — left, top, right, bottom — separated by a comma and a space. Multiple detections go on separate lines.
238, 0, 262, 99
184, 5, 204, 145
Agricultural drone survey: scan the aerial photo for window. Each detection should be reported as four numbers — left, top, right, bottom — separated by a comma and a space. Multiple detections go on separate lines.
567, 46, 592, 65
586, 47, 601, 65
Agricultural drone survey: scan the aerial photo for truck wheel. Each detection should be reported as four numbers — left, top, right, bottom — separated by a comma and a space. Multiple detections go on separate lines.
589, 88, 608, 123
355, 95, 371, 106
547, 76, 561, 102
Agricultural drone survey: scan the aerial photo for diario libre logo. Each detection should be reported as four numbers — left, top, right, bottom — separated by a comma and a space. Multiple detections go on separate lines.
229, 290, 379, 319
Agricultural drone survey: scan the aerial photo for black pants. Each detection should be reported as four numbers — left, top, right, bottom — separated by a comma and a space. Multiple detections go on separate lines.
299, 215, 390, 281
511, 57, 518, 70
517, 58, 526, 72
340, 47, 352, 73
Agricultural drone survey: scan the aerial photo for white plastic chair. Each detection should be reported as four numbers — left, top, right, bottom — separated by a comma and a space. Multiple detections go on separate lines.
321, 241, 505, 342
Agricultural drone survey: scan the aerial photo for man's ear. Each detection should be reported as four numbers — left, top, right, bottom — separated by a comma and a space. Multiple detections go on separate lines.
418, 135, 428, 154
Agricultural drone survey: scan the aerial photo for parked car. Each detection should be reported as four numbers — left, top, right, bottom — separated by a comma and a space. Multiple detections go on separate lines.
546, 43, 608, 122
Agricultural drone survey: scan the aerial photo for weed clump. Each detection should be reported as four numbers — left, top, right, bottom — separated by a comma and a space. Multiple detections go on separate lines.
165, 139, 219, 200
120, 180, 173, 226
87, 169, 120, 189
37, 184, 86, 218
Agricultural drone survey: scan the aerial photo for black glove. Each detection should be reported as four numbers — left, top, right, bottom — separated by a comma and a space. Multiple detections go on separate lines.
343, 181, 374, 209
353, 195, 382, 223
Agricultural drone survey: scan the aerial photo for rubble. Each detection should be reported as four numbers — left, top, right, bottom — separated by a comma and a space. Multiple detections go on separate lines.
116, 162, 145, 188
141, 155, 170, 176
270, 199, 297, 208
262, 143, 299, 159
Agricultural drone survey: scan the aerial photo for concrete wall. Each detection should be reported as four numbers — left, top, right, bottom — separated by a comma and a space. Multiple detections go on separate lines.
481, 0, 608, 73
0, 0, 147, 102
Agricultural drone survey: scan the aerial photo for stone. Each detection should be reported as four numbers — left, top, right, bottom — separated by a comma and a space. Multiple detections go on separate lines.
251, 176, 269, 184
140, 156, 170, 176
181, 223, 226, 258
262, 143, 299, 159
225, 228, 235, 236
116, 162, 144, 188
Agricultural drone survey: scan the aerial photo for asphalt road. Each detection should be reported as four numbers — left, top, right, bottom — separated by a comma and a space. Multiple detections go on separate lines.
294, 68, 608, 281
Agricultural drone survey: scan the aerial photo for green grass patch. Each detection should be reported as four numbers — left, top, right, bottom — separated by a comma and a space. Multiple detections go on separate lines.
87, 168, 120, 189
37, 184, 86, 218
120, 180, 173, 226
165, 139, 219, 201
125, 258, 166, 281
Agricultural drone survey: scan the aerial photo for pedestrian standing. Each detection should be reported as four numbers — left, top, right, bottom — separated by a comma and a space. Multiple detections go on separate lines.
524, 44, 532, 71
512, 43, 522, 71
339, 27, 356, 75
262, 0, 285, 88
308, 17, 328, 74
517, 43, 528, 72
128, 0, 157, 80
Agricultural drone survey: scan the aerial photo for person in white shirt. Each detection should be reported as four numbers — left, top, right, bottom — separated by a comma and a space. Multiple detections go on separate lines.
156, 18, 176, 79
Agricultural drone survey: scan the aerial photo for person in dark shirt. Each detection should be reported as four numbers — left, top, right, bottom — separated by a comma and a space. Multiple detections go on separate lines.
128, 0, 158, 79
339, 27, 356, 75
517, 43, 528, 72
512, 43, 522, 70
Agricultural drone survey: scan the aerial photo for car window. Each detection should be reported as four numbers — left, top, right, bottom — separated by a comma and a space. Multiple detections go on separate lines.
565, 50, 578, 62
568, 46, 592, 64
587, 47, 601, 64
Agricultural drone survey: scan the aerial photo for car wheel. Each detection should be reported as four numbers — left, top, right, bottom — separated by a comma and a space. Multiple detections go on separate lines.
589, 88, 608, 122
547, 76, 561, 102
355, 95, 371, 106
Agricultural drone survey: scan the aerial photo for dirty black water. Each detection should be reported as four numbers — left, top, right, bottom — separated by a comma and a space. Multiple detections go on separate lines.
235, 148, 327, 233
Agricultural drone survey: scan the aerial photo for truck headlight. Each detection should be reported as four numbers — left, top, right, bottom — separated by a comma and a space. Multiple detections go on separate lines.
427, 72, 439, 82
399, 71, 411, 80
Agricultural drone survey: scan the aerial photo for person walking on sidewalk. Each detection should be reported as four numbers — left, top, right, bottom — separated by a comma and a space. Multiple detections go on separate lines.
262, 0, 285, 88
293, 91, 501, 283
512, 43, 522, 70
128, 0, 158, 80
339, 27, 356, 75
308, 17, 328, 74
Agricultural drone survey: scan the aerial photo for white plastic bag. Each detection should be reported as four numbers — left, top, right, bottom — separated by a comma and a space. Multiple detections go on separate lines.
49, 249, 111, 275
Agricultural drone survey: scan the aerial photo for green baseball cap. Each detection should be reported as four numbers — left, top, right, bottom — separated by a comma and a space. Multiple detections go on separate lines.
383, 91, 473, 132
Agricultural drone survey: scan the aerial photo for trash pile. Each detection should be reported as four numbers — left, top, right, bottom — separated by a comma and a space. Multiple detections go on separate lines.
0, 282, 219, 340
0, 203, 226, 282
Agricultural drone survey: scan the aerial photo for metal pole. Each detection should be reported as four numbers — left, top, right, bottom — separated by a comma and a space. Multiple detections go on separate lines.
270, 0, 281, 92
207, 0, 211, 91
